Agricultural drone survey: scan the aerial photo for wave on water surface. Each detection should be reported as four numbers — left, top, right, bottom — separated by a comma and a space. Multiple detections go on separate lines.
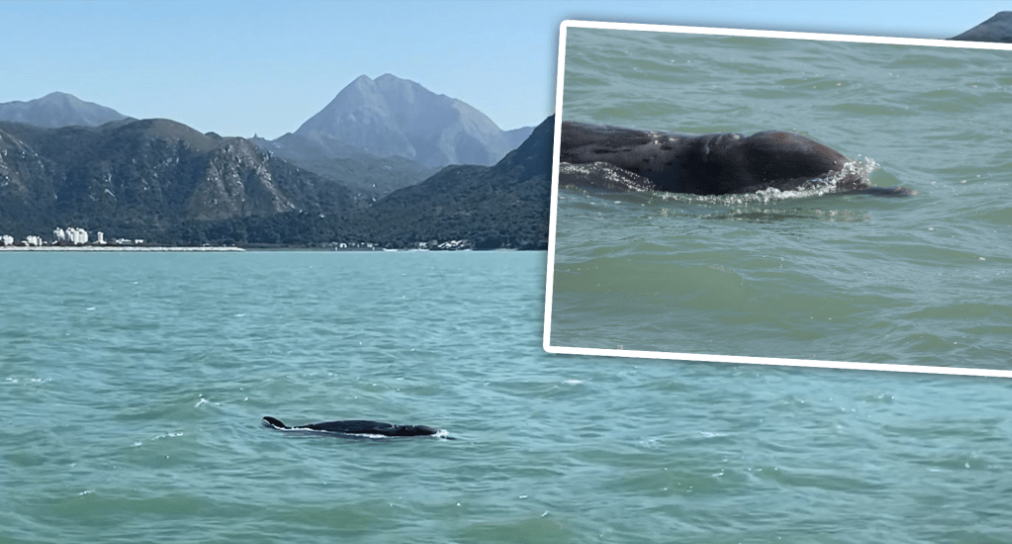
559, 156, 882, 204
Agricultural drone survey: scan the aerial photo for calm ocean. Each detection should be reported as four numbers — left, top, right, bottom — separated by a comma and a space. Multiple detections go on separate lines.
549, 27, 1012, 372
2, 251, 1012, 543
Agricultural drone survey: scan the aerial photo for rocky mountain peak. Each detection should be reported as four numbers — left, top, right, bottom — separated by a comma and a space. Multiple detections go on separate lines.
291, 74, 532, 167
951, 11, 1012, 42
0, 92, 130, 128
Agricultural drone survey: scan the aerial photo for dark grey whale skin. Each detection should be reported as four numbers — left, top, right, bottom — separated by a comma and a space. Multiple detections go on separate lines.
560, 121, 914, 197
262, 416, 445, 438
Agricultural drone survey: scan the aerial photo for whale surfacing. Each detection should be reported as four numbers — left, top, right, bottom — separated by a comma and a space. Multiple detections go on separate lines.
262, 416, 446, 438
559, 121, 914, 196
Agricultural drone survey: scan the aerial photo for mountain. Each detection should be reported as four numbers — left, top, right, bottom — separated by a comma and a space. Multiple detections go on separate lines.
353, 115, 554, 249
951, 12, 1012, 42
0, 92, 130, 129
0, 119, 357, 241
1, 111, 554, 250
290, 74, 534, 168
253, 132, 439, 200
171, 115, 555, 250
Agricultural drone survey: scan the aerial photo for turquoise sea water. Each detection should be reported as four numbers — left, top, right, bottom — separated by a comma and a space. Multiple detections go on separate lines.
549, 27, 1012, 371
2, 251, 1012, 543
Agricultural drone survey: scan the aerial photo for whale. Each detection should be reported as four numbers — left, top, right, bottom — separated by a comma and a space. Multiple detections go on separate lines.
262, 416, 448, 438
559, 121, 914, 196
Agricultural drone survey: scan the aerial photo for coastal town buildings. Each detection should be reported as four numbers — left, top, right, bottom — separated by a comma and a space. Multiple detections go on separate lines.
1, 227, 105, 247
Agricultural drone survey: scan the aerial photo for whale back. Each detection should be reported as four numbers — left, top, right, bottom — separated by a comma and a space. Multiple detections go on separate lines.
390, 424, 440, 437
263, 416, 441, 437
733, 130, 864, 193
559, 121, 870, 195
300, 419, 397, 434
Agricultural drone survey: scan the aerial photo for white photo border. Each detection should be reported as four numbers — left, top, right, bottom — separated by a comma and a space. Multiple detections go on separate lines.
543, 20, 1012, 378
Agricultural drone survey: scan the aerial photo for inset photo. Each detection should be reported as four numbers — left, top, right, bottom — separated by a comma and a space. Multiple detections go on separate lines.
545, 21, 1012, 376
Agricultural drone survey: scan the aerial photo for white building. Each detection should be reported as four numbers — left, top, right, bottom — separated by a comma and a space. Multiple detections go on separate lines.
1, 235, 13, 246
65, 227, 88, 245
53, 227, 91, 245
96, 231, 105, 245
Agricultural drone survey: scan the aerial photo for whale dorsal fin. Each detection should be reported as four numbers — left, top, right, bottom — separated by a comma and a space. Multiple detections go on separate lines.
262, 416, 287, 429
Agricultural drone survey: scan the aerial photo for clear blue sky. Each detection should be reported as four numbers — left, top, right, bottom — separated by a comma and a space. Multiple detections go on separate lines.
2, 1, 1009, 138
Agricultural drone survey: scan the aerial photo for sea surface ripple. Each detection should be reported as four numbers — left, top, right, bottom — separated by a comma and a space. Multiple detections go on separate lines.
2, 252, 1012, 543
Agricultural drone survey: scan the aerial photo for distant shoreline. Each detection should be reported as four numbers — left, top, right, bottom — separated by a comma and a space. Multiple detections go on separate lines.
0, 246, 244, 252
